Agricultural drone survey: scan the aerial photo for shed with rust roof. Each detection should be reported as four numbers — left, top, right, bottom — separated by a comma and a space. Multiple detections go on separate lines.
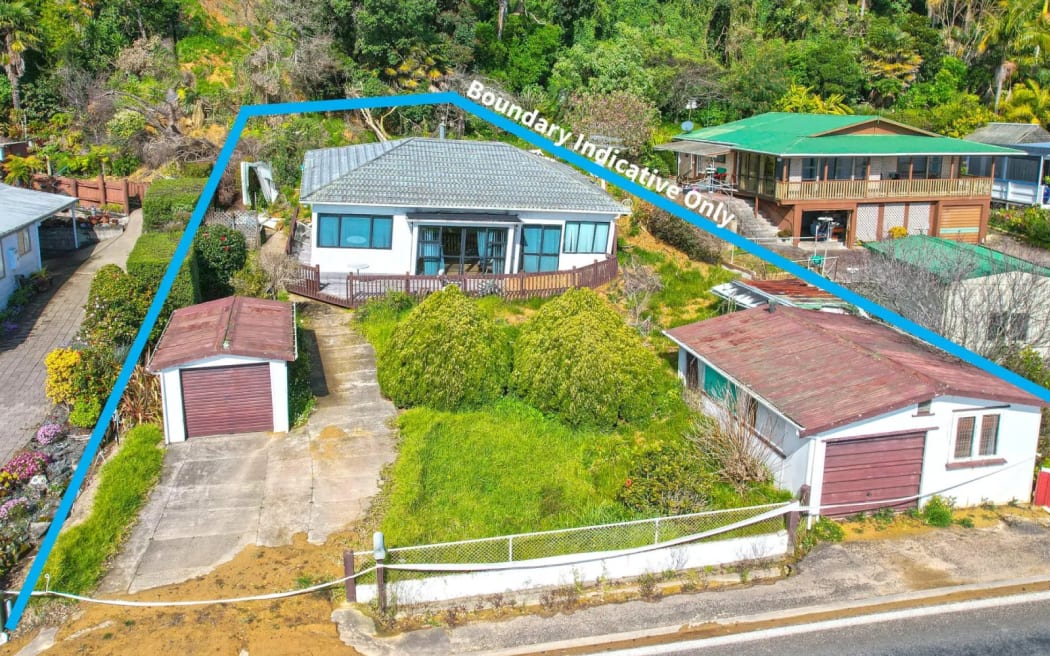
148, 296, 297, 443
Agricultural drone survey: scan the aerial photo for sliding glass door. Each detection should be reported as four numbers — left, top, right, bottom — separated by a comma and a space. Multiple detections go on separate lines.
415, 226, 508, 275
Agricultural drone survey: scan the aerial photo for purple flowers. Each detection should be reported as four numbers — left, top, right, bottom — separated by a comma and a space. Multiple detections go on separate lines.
0, 497, 28, 521
35, 423, 64, 446
1, 452, 49, 483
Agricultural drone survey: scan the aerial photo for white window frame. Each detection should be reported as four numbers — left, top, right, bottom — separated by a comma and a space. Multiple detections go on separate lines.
950, 411, 1001, 461
16, 228, 31, 257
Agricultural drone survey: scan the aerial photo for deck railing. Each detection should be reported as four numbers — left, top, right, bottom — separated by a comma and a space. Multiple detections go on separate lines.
287, 257, 619, 308
774, 176, 993, 201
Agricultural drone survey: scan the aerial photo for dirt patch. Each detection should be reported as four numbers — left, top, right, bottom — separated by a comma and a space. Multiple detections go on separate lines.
5, 532, 368, 656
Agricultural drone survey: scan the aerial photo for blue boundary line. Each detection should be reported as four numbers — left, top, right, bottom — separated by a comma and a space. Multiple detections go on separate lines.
8, 91, 1050, 630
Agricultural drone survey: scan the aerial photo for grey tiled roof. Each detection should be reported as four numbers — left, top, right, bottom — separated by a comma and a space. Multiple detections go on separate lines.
965, 122, 1050, 145
299, 138, 626, 214
0, 183, 77, 237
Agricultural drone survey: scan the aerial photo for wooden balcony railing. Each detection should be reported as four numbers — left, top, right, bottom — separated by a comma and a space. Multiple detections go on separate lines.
287, 257, 620, 308
773, 176, 993, 201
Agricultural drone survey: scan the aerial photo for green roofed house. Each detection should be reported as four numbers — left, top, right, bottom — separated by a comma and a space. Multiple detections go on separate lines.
863, 235, 1050, 357
663, 113, 1021, 247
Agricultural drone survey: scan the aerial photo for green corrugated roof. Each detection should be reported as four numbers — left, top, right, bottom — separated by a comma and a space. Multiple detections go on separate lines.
676, 112, 1022, 157
863, 235, 1050, 279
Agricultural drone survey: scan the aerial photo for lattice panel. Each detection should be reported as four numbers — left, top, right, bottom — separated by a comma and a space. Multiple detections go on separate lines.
856, 204, 880, 242
907, 203, 930, 235
882, 203, 906, 238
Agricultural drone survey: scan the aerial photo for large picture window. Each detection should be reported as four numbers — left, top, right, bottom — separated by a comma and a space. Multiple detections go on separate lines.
563, 222, 610, 254
317, 215, 393, 249
521, 225, 561, 272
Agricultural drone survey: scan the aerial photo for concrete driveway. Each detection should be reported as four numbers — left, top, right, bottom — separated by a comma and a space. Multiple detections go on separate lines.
100, 305, 397, 594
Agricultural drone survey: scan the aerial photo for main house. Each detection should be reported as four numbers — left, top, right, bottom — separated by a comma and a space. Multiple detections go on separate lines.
964, 122, 1050, 208
663, 113, 1020, 246
666, 306, 1043, 517
298, 138, 625, 278
864, 235, 1050, 358
0, 183, 78, 309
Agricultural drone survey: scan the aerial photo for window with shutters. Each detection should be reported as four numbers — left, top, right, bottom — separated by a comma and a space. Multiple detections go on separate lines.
951, 413, 1000, 460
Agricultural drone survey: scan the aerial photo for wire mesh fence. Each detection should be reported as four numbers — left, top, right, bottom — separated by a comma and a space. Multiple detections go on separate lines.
204, 209, 262, 250
359, 502, 793, 584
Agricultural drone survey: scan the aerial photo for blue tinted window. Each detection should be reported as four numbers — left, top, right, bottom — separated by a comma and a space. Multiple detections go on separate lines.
372, 218, 393, 248
564, 222, 610, 253
341, 217, 371, 247
521, 225, 561, 272
317, 215, 393, 249
318, 216, 340, 247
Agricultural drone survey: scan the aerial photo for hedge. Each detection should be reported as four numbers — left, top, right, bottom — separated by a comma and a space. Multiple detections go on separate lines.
194, 224, 248, 300
42, 424, 164, 594
80, 264, 151, 346
512, 288, 672, 428
126, 232, 200, 338
142, 177, 208, 233
377, 286, 511, 410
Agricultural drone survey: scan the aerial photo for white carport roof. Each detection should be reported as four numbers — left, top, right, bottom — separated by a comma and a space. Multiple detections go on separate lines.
0, 182, 77, 238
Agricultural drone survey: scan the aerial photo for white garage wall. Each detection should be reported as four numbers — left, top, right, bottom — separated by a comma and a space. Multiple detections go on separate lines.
157, 354, 290, 444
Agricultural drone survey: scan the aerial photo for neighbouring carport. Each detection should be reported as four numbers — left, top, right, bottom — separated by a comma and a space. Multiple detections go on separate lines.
147, 296, 297, 443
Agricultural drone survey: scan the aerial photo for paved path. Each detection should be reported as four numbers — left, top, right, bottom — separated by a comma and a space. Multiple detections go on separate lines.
99, 301, 398, 593
0, 211, 142, 465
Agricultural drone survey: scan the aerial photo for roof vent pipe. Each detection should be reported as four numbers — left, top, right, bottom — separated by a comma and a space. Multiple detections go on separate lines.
767, 300, 776, 313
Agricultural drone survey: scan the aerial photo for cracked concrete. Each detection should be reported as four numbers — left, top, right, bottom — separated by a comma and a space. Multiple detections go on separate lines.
98, 302, 397, 594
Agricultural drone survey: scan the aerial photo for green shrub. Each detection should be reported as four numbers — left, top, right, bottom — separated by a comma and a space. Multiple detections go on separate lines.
289, 324, 315, 427
512, 288, 672, 428
635, 202, 725, 264
43, 424, 164, 594
69, 397, 102, 428
377, 286, 510, 410
618, 438, 712, 515
354, 292, 417, 352
922, 495, 954, 527
80, 264, 151, 346
127, 232, 200, 338
194, 225, 248, 300
142, 178, 208, 233
810, 516, 845, 542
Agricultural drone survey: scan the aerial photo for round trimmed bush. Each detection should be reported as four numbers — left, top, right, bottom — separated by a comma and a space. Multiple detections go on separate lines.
512, 288, 670, 429
377, 286, 510, 410
194, 225, 248, 300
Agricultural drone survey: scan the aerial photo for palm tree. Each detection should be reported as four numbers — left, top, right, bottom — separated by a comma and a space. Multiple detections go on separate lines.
979, 0, 1050, 112
0, 1, 39, 113
1002, 79, 1050, 126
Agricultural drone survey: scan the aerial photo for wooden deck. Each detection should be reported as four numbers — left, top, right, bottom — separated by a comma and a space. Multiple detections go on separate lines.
287, 258, 620, 308
774, 177, 993, 201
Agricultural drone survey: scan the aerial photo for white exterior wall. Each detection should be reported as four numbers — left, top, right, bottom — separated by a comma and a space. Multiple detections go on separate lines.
812, 396, 1042, 512
0, 223, 43, 308
308, 203, 619, 275
943, 271, 1050, 359
156, 354, 290, 444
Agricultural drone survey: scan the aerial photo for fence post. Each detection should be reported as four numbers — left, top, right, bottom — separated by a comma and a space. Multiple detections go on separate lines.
404, 272, 410, 295
785, 509, 800, 550
346, 274, 353, 307
343, 550, 357, 603
373, 532, 387, 612
121, 178, 130, 214
71, 177, 79, 202
98, 173, 108, 207
654, 518, 660, 544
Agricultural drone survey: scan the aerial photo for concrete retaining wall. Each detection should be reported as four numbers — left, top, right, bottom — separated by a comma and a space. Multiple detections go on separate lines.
39, 222, 125, 253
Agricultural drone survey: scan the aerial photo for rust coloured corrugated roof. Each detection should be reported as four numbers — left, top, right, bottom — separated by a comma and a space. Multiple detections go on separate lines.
746, 279, 838, 300
148, 297, 296, 372
665, 307, 1043, 436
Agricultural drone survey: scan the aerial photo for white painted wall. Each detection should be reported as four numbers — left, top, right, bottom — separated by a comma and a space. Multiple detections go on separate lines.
673, 341, 1042, 514
813, 396, 1042, 512
156, 354, 290, 444
307, 203, 620, 275
0, 223, 43, 308
942, 271, 1050, 359
354, 531, 790, 606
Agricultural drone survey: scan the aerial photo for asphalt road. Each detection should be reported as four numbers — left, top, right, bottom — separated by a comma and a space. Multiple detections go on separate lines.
597, 591, 1050, 656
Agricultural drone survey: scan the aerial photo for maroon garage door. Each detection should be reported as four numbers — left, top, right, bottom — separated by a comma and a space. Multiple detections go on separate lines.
821, 432, 926, 517
180, 363, 273, 438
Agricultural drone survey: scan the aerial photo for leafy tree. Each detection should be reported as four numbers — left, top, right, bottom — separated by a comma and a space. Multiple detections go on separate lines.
355, 0, 439, 68
0, 1, 39, 113
864, 17, 924, 107
512, 288, 672, 429
377, 285, 511, 410
193, 225, 248, 301
563, 89, 658, 156
775, 83, 853, 114
1002, 78, 1050, 126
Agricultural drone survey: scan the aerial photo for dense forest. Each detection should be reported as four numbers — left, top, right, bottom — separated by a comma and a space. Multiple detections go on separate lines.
1, 0, 1049, 197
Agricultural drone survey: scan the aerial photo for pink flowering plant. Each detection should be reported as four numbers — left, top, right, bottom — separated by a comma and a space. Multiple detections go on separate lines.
35, 422, 64, 446
1, 451, 50, 483
0, 497, 28, 522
